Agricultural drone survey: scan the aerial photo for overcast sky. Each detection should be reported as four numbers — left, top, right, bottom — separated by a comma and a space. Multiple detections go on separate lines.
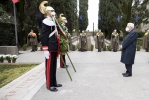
78, 0, 144, 31
87, 0, 99, 31
77, 0, 99, 31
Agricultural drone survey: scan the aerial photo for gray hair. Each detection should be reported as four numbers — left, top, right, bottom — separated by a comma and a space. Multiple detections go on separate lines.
127, 23, 134, 29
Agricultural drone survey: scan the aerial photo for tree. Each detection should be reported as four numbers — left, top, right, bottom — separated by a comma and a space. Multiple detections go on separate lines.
0, 0, 78, 46
0, 1, 15, 46
17, 0, 43, 46
98, 0, 120, 38
50, 0, 78, 33
98, 0, 133, 37
79, 0, 88, 32
131, 0, 149, 28
120, 0, 133, 37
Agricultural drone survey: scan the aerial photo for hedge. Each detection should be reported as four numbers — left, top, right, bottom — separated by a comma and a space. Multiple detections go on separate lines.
0, 23, 15, 46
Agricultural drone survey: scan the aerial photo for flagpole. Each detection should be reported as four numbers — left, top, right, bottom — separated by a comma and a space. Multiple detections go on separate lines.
13, 3, 18, 46
93, 22, 94, 36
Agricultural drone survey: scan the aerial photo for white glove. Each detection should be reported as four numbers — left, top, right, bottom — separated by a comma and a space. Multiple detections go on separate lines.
120, 45, 122, 50
43, 51, 50, 59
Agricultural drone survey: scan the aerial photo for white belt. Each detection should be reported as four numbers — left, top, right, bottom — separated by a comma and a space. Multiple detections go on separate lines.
49, 29, 57, 38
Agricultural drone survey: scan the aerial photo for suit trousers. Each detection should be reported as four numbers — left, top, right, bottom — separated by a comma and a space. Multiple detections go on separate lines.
125, 64, 132, 75
45, 52, 57, 89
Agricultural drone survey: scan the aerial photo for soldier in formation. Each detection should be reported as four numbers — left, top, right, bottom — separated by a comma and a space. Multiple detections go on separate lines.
95, 29, 104, 52
111, 29, 119, 52
143, 29, 149, 52
78, 30, 88, 52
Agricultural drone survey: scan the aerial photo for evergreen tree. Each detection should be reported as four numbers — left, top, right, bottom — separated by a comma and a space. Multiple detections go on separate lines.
0, 0, 78, 46
16, 0, 43, 46
98, 0, 133, 37
79, 0, 88, 32
51, 0, 78, 33
98, 0, 120, 38
131, 0, 149, 27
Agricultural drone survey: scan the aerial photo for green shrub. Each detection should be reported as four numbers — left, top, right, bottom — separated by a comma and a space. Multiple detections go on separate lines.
103, 45, 106, 51
22, 44, 27, 51
107, 46, 111, 51
137, 31, 144, 38
0, 23, 15, 46
72, 45, 75, 51
90, 44, 94, 51
137, 39, 143, 46
137, 45, 140, 51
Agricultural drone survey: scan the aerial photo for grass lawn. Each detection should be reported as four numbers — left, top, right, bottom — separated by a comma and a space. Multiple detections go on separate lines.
0, 63, 39, 88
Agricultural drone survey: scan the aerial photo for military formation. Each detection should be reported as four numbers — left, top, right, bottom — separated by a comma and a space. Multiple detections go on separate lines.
77, 28, 149, 52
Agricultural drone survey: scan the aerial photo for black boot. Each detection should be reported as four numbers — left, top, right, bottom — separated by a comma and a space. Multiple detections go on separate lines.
49, 87, 58, 92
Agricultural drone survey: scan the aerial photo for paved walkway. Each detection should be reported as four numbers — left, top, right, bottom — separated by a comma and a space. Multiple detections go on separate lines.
0, 42, 149, 100
32, 51, 149, 100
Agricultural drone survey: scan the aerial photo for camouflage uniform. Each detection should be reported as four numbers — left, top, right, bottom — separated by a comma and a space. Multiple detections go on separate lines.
95, 32, 104, 52
143, 32, 149, 52
111, 32, 119, 52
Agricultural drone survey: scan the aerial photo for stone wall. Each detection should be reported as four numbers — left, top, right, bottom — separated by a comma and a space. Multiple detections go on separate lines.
0, 46, 18, 55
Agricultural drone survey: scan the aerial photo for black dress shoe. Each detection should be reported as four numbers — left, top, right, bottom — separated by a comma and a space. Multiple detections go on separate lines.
54, 84, 62, 87
123, 73, 132, 77
122, 73, 127, 75
49, 87, 58, 92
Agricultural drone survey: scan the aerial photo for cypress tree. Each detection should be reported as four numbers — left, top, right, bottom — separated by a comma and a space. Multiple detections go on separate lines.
98, 0, 120, 38
98, 0, 133, 37
51, 0, 78, 33
79, 0, 88, 32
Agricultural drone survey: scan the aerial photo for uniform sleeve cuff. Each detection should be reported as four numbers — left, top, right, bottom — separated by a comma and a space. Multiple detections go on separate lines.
42, 46, 48, 51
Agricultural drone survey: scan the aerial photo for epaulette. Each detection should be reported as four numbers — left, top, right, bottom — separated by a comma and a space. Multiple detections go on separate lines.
144, 32, 148, 36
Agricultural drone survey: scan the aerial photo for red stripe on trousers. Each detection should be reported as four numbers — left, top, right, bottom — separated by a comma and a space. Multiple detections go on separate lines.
60, 54, 65, 67
46, 51, 51, 89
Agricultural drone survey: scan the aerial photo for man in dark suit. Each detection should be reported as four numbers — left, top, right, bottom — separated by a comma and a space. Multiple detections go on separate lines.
120, 23, 138, 77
